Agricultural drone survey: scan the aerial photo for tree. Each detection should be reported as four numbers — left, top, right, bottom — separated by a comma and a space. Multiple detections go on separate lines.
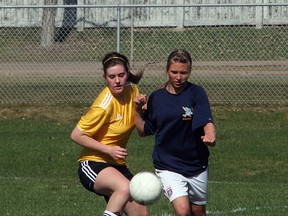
41, 0, 57, 47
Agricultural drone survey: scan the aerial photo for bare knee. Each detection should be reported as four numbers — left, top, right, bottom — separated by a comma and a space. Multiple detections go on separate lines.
114, 181, 130, 199
174, 207, 190, 216
172, 196, 191, 216
125, 200, 150, 216
191, 204, 206, 216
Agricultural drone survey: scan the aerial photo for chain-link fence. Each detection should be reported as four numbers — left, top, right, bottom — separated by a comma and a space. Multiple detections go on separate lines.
1, 2, 288, 105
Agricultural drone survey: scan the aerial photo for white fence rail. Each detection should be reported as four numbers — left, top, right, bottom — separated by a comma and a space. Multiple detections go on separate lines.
1, 1, 288, 28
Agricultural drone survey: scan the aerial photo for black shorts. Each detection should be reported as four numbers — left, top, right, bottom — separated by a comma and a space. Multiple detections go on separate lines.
78, 161, 134, 201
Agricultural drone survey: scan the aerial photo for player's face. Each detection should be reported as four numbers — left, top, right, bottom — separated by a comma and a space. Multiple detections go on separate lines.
104, 64, 128, 99
166, 62, 190, 93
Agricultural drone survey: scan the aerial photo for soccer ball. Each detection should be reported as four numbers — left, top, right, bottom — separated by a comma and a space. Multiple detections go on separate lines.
129, 171, 162, 205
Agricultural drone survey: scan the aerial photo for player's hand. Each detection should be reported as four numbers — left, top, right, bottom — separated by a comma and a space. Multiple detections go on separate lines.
201, 134, 216, 147
108, 146, 128, 160
134, 94, 147, 111
202, 122, 216, 147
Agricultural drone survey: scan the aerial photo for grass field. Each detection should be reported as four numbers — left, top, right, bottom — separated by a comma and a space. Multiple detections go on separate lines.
1, 75, 287, 104
2, 27, 288, 62
0, 104, 287, 215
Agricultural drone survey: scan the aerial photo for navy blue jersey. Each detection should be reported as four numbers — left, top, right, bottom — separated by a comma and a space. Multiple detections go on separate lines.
144, 82, 213, 177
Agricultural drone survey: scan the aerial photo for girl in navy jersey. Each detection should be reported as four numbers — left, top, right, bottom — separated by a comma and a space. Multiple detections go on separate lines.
134, 49, 216, 216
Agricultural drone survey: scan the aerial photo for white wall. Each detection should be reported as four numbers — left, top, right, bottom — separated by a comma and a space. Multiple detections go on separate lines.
1, 0, 288, 27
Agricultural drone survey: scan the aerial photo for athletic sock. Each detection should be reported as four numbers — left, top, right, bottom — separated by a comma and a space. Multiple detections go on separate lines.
103, 210, 121, 216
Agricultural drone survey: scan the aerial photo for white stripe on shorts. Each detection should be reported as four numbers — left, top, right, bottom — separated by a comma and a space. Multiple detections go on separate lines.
80, 161, 97, 183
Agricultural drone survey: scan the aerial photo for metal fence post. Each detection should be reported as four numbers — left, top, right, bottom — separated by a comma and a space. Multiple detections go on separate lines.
116, 5, 121, 52
256, 0, 263, 29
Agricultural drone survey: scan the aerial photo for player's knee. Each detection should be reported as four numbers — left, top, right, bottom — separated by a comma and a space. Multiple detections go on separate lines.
191, 204, 206, 216
174, 209, 190, 216
117, 182, 130, 198
125, 203, 149, 216
172, 197, 191, 216
173, 205, 190, 216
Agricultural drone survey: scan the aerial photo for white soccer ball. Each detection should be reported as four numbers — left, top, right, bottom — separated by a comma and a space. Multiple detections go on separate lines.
130, 171, 162, 205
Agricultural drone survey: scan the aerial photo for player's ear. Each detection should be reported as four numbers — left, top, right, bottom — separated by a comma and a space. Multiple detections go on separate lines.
103, 74, 106, 80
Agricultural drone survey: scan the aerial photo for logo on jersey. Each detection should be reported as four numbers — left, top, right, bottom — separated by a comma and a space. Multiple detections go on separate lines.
116, 113, 123, 121
182, 106, 193, 120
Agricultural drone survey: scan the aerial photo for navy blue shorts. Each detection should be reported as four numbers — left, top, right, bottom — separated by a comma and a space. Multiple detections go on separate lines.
78, 161, 134, 202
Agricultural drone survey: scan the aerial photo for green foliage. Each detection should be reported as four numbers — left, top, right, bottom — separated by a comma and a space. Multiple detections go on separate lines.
0, 106, 287, 215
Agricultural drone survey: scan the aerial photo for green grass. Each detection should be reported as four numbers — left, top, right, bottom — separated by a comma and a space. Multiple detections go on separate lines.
0, 105, 287, 215
1, 75, 287, 104
1, 26, 288, 62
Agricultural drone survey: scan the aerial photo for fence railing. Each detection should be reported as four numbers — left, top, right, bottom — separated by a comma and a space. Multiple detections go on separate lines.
0, 3, 287, 105
2, 1, 288, 28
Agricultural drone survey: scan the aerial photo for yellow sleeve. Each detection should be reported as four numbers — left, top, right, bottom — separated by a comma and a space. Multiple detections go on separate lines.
77, 106, 110, 137
133, 83, 139, 96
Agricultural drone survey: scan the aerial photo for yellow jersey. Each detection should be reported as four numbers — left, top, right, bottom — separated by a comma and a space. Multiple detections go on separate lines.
77, 82, 139, 165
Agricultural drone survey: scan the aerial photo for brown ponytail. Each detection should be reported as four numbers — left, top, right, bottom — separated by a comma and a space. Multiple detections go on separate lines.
102, 52, 144, 84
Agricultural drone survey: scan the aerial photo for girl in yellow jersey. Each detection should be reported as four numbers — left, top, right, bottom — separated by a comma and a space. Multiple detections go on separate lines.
71, 52, 149, 216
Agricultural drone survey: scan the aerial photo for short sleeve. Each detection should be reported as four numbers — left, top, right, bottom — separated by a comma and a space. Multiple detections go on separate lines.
191, 87, 213, 131
143, 93, 157, 135
77, 106, 110, 137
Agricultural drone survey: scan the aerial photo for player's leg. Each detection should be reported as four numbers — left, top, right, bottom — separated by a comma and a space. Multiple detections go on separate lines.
187, 168, 209, 216
95, 163, 149, 216
171, 195, 191, 216
124, 199, 150, 216
94, 166, 131, 214
78, 161, 130, 215
190, 204, 206, 216
117, 165, 149, 216
155, 169, 191, 215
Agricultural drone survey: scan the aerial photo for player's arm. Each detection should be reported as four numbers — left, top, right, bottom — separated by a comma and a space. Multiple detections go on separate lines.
134, 94, 147, 137
70, 126, 128, 160
201, 122, 216, 147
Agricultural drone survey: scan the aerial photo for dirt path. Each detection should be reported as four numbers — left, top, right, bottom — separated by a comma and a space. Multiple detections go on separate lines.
1, 61, 288, 76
